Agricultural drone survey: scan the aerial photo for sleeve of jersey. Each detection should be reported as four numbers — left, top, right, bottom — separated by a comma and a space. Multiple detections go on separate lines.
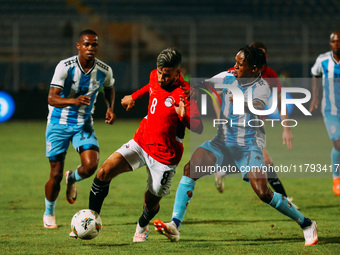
50, 61, 67, 89
131, 84, 150, 100
103, 66, 115, 88
179, 99, 203, 133
311, 57, 322, 76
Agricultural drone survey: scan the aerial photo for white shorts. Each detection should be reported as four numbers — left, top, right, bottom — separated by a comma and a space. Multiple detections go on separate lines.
116, 139, 177, 197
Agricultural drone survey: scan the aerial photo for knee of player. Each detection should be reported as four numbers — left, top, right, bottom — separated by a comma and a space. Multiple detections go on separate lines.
49, 170, 63, 183
96, 166, 112, 182
82, 163, 98, 177
183, 162, 191, 177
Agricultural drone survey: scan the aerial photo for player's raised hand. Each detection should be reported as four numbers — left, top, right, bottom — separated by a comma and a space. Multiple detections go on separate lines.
75, 95, 91, 106
121, 95, 135, 111
105, 109, 116, 124
174, 95, 187, 118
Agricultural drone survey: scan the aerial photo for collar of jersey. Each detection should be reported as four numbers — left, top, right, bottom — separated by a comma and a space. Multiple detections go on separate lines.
331, 52, 340, 65
238, 74, 261, 87
76, 56, 97, 75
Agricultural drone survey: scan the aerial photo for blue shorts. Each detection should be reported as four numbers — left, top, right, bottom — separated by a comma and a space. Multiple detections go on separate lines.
46, 123, 99, 158
323, 114, 340, 141
199, 139, 264, 181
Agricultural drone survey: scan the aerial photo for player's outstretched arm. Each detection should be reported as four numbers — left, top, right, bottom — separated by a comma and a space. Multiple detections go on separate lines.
121, 95, 135, 111
280, 114, 293, 150
309, 76, 321, 113
48, 87, 90, 107
104, 87, 116, 124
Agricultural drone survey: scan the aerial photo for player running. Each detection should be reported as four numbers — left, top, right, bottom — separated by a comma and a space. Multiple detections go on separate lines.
87, 48, 203, 242
154, 46, 318, 246
43, 29, 116, 229
310, 31, 340, 195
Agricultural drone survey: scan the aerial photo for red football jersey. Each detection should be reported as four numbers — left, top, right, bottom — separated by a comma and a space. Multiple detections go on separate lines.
131, 69, 202, 165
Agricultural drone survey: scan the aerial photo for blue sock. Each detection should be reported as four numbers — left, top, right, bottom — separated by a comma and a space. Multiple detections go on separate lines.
171, 176, 196, 228
331, 148, 340, 178
68, 169, 83, 184
269, 192, 306, 226
44, 198, 56, 215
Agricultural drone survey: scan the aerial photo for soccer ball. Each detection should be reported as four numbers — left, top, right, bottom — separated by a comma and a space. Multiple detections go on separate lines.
71, 209, 102, 240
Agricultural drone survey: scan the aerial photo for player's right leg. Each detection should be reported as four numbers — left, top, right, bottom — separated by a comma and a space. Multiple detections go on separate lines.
44, 123, 70, 229
154, 146, 216, 241
44, 153, 65, 229
89, 139, 143, 214
88, 151, 132, 214
323, 115, 340, 195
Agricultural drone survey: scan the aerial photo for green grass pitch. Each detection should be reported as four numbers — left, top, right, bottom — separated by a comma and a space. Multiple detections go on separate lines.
0, 118, 340, 254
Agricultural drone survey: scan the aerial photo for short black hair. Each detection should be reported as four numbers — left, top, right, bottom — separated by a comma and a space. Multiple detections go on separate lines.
157, 48, 182, 69
249, 41, 267, 53
239, 45, 267, 69
78, 29, 97, 39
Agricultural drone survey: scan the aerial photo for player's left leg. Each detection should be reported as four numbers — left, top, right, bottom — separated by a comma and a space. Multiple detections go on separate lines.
263, 148, 299, 209
154, 145, 217, 242
133, 190, 161, 242
66, 125, 100, 204
65, 149, 99, 204
263, 147, 287, 197
134, 156, 176, 242
248, 169, 318, 246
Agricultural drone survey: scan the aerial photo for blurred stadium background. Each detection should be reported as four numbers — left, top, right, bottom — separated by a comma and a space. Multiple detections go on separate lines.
0, 0, 339, 119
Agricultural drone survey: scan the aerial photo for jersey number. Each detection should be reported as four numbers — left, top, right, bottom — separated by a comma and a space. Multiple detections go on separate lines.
150, 98, 157, 114
161, 171, 170, 185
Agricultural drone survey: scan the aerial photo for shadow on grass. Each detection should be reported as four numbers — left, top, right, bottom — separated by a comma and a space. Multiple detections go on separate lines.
304, 204, 340, 209
87, 243, 131, 247
183, 219, 291, 224
104, 219, 291, 227
180, 236, 303, 244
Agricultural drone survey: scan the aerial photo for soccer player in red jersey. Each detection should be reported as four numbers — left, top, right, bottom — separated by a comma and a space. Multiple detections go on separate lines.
214, 42, 296, 207
87, 48, 203, 242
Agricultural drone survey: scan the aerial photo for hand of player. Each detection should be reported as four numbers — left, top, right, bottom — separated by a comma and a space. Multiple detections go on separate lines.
181, 86, 199, 101
75, 95, 91, 106
174, 95, 187, 118
121, 95, 135, 111
308, 98, 319, 113
105, 109, 116, 124
282, 128, 293, 150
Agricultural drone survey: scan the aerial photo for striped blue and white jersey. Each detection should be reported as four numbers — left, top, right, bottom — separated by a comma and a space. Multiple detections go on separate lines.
207, 71, 270, 148
311, 51, 340, 116
48, 56, 114, 125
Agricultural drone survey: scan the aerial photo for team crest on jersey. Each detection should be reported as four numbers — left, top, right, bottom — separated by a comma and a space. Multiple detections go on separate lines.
165, 96, 174, 107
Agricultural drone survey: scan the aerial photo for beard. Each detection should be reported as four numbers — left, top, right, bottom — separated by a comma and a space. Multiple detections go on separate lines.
159, 78, 177, 90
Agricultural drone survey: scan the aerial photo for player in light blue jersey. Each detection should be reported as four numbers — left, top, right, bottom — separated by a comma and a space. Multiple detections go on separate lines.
310, 31, 340, 195
43, 30, 116, 229
154, 46, 318, 246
